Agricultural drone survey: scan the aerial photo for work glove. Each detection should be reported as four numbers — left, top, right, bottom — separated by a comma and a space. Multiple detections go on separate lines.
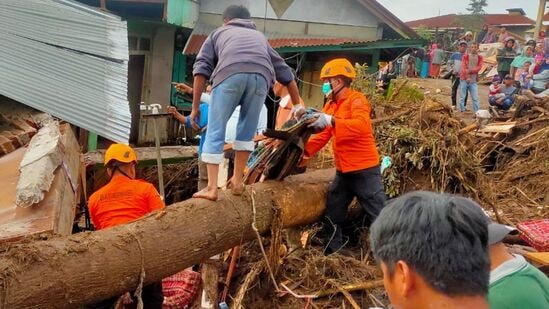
291, 105, 306, 121
307, 113, 332, 132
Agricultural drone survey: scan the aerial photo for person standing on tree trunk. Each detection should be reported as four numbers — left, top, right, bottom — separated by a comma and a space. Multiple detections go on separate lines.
86, 144, 165, 309
299, 58, 387, 255
190, 5, 301, 201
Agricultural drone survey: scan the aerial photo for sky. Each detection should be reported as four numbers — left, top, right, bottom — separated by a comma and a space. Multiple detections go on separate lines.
377, 0, 540, 22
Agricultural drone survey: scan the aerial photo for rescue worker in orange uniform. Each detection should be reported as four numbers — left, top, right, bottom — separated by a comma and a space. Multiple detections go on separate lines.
301, 58, 387, 254
87, 143, 164, 308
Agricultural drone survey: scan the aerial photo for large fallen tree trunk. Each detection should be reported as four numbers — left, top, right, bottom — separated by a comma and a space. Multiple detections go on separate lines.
0, 169, 334, 308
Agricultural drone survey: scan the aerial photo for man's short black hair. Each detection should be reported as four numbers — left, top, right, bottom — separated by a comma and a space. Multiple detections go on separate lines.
370, 191, 490, 296
222, 5, 251, 21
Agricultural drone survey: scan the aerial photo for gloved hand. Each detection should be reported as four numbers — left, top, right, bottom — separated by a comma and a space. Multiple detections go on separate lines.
307, 113, 332, 132
291, 105, 306, 121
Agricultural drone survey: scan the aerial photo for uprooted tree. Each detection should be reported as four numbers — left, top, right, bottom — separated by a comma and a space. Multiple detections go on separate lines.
0, 169, 333, 308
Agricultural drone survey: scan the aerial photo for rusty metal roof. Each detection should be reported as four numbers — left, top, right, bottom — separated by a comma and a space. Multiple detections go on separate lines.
406, 14, 535, 29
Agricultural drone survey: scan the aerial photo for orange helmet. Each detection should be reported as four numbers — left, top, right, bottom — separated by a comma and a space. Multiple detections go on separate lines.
320, 58, 356, 80
104, 143, 137, 166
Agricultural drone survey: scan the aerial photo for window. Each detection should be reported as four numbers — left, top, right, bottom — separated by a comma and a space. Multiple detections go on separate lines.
129, 35, 151, 52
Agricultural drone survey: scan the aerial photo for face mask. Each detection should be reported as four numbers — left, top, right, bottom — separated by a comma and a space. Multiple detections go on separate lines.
322, 82, 332, 96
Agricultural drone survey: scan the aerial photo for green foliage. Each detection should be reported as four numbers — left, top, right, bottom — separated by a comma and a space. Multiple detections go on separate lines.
466, 0, 488, 15
415, 25, 433, 41
351, 63, 371, 94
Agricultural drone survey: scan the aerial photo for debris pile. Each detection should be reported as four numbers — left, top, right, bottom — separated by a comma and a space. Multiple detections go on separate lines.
374, 95, 487, 200
474, 97, 549, 223
227, 80, 548, 308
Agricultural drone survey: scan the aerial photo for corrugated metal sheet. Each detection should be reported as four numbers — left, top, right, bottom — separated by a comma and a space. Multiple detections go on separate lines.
0, 0, 130, 142
183, 23, 367, 55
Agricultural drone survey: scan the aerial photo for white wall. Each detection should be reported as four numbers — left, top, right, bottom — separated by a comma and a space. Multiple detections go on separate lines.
200, 0, 380, 27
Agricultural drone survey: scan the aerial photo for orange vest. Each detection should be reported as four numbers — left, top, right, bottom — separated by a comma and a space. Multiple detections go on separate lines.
305, 89, 380, 173
88, 175, 165, 230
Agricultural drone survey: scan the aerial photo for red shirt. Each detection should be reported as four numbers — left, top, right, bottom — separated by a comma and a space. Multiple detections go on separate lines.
89, 175, 164, 230
305, 89, 380, 173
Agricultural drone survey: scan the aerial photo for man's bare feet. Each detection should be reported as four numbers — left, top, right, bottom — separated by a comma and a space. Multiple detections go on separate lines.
227, 178, 245, 196
193, 186, 218, 201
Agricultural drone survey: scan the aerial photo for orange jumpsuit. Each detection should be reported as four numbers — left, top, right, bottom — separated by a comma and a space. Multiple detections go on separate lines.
87, 174, 165, 308
304, 89, 386, 254
89, 175, 164, 230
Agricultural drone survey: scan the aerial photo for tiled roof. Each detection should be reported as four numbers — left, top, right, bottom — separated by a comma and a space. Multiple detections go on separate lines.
183, 32, 367, 55
406, 14, 535, 28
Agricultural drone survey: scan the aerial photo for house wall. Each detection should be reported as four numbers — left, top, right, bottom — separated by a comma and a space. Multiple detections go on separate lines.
128, 21, 176, 144
200, 0, 379, 27
198, 13, 379, 40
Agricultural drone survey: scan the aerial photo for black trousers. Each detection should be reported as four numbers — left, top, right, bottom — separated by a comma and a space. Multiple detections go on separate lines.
83, 282, 164, 309
321, 166, 387, 254
451, 75, 468, 107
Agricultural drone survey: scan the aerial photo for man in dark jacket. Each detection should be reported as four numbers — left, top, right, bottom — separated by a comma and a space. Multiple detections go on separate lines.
190, 5, 301, 201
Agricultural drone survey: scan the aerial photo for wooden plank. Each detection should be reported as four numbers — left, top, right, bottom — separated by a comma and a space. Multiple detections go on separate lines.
0, 124, 80, 243
54, 124, 81, 235
478, 122, 517, 134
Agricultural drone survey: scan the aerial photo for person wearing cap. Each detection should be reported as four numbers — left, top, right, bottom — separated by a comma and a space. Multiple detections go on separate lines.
489, 75, 517, 112
487, 223, 549, 309
497, 37, 517, 81
459, 42, 483, 113
526, 39, 537, 50
488, 75, 503, 100
299, 58, 387, 254
87, 143, 164, 308
370, 191, 491, 309
448, 40, 468, 110
461, 31, 474, 48
190, 5, 301, 201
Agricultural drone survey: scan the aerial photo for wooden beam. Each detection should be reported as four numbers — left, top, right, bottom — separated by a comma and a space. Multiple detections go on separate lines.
0, 169, 333, 308
85, 146, 198, 166
100, 0, 106, 10
535, 0, 547, 40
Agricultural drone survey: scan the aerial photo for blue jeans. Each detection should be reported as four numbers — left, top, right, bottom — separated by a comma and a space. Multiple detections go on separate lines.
201, 73, 268, 164
459, 80, 479, 112
489, 96, 513, 111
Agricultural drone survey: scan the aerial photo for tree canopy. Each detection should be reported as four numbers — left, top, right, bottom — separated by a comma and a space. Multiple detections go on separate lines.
466, 0, 488, 15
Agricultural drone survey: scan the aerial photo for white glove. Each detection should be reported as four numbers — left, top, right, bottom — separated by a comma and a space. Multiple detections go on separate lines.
307, 113, 332, 131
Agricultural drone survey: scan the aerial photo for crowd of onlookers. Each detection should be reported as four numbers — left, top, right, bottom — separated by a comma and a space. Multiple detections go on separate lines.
387, 26, 549, 116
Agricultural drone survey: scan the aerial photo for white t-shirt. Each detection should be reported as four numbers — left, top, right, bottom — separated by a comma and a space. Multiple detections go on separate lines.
225, 104, 268, 143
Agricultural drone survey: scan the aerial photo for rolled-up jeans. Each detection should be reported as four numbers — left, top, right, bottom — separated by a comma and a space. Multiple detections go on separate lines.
202, 73, 268, 164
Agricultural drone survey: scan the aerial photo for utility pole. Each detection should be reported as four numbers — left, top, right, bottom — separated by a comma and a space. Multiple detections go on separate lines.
535, 0, 547, 40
